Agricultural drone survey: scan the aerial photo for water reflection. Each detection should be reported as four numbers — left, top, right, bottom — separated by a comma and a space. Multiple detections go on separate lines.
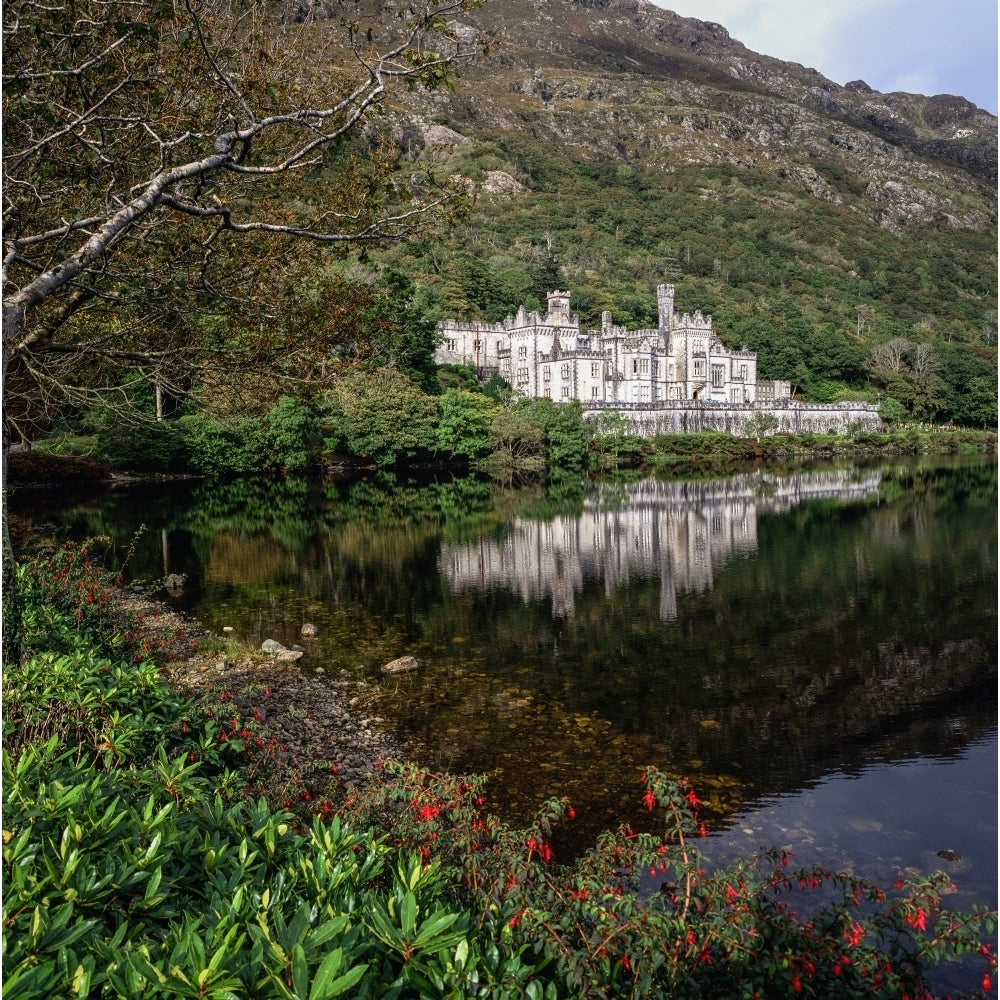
440, 470, 882, 619
10, 457, 997, 883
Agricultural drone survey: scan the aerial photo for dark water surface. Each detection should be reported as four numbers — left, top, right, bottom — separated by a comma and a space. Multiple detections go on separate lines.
13, 455, 998, 929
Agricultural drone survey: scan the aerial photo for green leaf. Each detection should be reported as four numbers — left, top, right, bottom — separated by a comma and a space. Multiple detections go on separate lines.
400, 891, 417, 936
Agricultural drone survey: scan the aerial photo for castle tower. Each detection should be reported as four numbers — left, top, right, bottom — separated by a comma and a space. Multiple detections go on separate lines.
547, 291, 571, 324
657, 284, 675, 334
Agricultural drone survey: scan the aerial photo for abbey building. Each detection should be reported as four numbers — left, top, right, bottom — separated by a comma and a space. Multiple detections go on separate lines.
434, 284, 791, 405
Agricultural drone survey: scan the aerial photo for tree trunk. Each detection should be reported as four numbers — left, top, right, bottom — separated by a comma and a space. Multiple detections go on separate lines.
2, 315, 24, 664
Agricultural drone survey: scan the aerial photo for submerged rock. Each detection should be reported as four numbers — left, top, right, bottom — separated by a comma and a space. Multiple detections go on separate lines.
382, 655, 422, 675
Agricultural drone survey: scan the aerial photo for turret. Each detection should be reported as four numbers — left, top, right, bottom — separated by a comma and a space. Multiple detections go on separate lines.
547, 291, 571, 324
657, 284, 674, 333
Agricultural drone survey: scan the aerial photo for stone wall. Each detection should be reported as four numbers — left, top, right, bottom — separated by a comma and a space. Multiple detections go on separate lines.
582, 400, 883, 436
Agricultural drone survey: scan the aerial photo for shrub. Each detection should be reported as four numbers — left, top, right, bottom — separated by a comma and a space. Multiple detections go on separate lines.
176, 413, 269, 476
95, 420, 187, 471
265, 396, 323, 471
435, 389, 494, 460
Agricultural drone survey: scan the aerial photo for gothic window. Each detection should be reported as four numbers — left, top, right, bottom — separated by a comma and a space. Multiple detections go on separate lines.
518, 345, 527, 359
473, 339, 481, 351
712, 365, 725, 387
543, 368, 551, 381
591, 363, 599, 377
739, 365, 748, 382
693, 360, 705, 377
591, 385, 599, 398
446, 339, 457, 352
561, 386, 570, 398
561, 363, 570, 379
640, 358, 650, 374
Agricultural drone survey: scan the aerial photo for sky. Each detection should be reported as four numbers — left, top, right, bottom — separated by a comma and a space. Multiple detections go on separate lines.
659, 1, 998, 114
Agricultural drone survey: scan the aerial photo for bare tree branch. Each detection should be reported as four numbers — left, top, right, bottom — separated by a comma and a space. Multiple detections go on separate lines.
3, 0, 481, 446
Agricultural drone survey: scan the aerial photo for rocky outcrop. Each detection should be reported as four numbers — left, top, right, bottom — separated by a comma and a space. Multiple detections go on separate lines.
383, 0, 996, 225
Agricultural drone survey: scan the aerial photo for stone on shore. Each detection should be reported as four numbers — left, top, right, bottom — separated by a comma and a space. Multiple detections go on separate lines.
262, 639, 286, 654
301, 623, 319, 637
382, 655, 421, 675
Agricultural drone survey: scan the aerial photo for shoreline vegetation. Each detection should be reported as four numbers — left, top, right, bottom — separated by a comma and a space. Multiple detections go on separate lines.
4, 461, 998, 998
8, 424, 998, 489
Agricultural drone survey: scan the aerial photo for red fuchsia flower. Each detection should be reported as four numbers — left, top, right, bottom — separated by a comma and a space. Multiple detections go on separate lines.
642, 788, 657, 811
685, 789, 700, 808
567, 804, 576, 819
791, 973, 802, 993
845, 922, 865, 947
906, 908, 928, 932
983, 974, 992, 991
698, 822, 707, 838
620, 955, 631, 971
539, 841, 553, 863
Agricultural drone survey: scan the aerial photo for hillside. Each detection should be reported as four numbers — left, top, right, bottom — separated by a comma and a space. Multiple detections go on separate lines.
290, 0, 998, 423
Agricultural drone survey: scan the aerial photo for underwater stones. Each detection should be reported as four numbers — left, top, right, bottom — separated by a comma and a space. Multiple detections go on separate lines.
382, 655, 422, 675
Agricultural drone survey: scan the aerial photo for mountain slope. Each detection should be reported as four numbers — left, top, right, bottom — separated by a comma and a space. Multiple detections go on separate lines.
290, 0, 998, 422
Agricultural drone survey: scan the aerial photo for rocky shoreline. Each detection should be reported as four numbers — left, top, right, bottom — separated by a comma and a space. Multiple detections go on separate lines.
124, 591, 409, 793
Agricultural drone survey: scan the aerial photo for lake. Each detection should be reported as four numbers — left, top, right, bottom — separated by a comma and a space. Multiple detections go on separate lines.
11, 454, 997, 952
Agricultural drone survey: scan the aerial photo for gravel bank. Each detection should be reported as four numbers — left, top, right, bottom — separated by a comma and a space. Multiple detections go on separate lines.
124, 592, 409, 793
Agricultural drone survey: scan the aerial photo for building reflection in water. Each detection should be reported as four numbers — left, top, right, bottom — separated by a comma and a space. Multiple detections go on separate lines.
439, 470, 882, 619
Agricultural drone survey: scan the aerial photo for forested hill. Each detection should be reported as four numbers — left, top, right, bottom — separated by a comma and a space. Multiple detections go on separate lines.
312, 0, 997, 423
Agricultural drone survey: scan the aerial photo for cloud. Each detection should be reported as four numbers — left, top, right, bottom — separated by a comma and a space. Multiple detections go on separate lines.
659, 0, 997, 113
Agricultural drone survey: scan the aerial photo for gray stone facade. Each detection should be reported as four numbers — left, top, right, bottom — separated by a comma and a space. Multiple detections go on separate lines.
435, 284, 882, 436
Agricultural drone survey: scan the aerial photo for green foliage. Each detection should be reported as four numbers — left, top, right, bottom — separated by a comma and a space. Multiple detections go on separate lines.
478, 406, 547, 478
742, 410, 780, 442
523, 398, 588, 473
96, 420, 187, 471
323, 370, 439, 467
435, 389, 494, 460
878, 396, 908, 426
587, 411, 649, 470
176, 413, 269, 477
266, 396, 323, 472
